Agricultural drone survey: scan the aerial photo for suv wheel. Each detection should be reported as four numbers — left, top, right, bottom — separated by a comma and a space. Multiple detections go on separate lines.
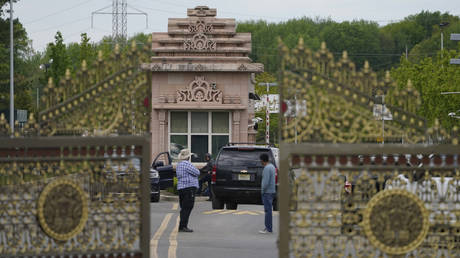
151, 193, 160, 203
226, 202, 238, 210
212, 196, 224, 209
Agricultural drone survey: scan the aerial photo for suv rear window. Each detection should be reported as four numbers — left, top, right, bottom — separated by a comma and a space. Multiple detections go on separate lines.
217, 149, 273, 168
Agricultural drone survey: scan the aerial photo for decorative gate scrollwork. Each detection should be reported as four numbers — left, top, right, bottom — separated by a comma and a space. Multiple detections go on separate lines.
278, 38, 460, 258
0, 40, 152, 257
0, 137, 150, 257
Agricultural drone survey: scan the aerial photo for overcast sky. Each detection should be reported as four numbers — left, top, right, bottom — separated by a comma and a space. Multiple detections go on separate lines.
10, 0, 460, 52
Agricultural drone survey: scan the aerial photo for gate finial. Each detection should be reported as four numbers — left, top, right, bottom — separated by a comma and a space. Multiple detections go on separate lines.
114, 44, 120, 55
321, 42, 326, 50
297, 37, 304, 48
131, 40, 137, 51
97, 50, 103, 62
364, 61, 370, 72
65, 69, 71, 80
384, 70, 391, 83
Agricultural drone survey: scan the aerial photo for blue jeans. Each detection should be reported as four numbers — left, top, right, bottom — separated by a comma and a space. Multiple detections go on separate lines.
262, 193, 275, 232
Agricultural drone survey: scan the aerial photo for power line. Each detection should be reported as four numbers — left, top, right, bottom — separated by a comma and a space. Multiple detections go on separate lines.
126, 2, 186, 15
23, 0, 95, 25
134, 0, 411, 24
29, 16, 90, 35
66, 26, 93, 41
33, 26, 93, 50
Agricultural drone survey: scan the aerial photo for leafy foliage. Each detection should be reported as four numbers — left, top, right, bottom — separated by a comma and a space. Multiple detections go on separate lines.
0, 0, 33, 111
0, 4, 459, 134
46, 31, 70, 84
391, 50, 460, 130
237, 11, 460, 73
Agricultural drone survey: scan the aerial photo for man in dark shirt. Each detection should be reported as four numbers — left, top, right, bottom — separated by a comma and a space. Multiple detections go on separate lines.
259, 153, 276, 234
197, 153, 213, 201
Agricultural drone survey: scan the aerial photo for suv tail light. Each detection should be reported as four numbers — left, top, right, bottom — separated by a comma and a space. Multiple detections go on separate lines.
211, 165, 217, 184
275, 168, 278, 184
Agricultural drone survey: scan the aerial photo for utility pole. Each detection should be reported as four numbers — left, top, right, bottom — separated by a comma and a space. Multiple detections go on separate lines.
405, 44, 408, 60
9, 0, 14, 133
439, 22, 449, 57
261, 82, 277, 144
382, 95, 385, 144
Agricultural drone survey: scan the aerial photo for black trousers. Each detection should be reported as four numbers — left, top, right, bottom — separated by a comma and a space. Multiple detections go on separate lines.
178, 187, 196, 229
197, 173, 212, 197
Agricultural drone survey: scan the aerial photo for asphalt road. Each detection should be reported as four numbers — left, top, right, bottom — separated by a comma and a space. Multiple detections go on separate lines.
150, 199, 278, 258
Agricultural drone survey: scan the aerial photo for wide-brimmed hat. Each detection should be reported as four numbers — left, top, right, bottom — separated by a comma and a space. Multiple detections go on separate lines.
178, 149, 192, 160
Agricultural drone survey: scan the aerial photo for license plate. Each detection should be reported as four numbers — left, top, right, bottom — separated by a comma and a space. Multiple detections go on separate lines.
238, 174, 250, 181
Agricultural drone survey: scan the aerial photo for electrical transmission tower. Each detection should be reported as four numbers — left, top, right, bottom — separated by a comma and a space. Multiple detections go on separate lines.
112, 0, 127, 40
92, 0, 148, 42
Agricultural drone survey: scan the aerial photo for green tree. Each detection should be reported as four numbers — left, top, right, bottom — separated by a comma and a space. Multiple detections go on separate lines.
391, 50, 460, 130
79, 33, 93, 64
0, 0, 33, 111
409, 20, 460, 62
321, 20, 381, 68
65, 33, 95, 71
47, 31, 70, 84
379, 20, 425, 69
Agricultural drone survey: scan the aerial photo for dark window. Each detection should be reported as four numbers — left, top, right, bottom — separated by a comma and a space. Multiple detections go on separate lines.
217, 149, 273, 168
191, 135, 208, 162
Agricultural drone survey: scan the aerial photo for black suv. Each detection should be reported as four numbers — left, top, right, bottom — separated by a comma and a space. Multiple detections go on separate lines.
211, 144, 278, 210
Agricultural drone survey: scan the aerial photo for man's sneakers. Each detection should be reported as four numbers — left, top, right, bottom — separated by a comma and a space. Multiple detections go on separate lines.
258, 228, 272, 234
178, 227, 194, 233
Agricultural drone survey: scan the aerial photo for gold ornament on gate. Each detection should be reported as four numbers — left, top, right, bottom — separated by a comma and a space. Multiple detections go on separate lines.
38, 179, 88, 241
362, 189, 430, 255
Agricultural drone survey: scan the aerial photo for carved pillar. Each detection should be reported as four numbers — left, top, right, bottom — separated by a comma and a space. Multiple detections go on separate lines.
232, 111, 240, 143
158, 110, 167, 152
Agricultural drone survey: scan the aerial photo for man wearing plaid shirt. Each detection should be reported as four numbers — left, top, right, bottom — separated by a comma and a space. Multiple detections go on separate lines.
176, 149, 200, 232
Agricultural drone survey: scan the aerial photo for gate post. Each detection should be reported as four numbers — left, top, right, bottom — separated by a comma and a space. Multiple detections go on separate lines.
278, 144, 290, 258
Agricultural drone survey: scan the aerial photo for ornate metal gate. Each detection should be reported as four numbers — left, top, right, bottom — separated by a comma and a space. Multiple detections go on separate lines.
0, 40, 152, 257
278, 39, 459, 257
0, 137, 150, 257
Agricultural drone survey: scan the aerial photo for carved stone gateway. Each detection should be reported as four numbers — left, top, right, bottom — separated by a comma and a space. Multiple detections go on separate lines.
147, 6, 263, 160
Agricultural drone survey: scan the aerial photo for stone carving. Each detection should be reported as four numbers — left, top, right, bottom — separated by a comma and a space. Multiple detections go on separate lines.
152, 64, 162, 71
177, 76, 222, 103
188, 20, 213, 33
195, 64, 205, 71
184, 19, 216, 51
184, 33, 216, 51
187, 6, 216, 17
237, 64, 248, 71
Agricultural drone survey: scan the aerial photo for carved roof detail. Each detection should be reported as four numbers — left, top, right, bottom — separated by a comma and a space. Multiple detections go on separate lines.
152, 6, 250, 59
149, 6, 263, 72
187, 6, 216, 17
